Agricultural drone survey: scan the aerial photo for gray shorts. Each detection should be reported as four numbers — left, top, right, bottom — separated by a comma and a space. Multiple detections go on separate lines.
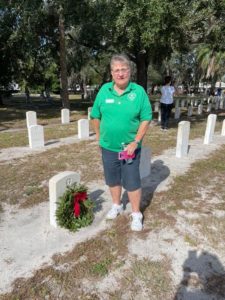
101, 147, 141, 192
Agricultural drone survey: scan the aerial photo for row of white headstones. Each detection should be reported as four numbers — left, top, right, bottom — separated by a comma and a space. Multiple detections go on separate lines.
26, 108, 92, 149
26, 108, 225, 157
154, 95, 225, 121
46, 111, 225, 229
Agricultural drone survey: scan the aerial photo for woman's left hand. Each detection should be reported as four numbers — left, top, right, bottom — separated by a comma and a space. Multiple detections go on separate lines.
126, 141, 138, 155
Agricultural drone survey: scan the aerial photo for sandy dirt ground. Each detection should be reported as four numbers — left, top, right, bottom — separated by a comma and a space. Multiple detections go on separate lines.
0, 133, 225, 297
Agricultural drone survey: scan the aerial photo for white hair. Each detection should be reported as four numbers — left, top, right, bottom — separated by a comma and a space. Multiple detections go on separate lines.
110, 54, 131, 70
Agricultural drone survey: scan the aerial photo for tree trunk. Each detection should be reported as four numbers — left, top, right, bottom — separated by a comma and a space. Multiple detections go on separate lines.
136, 51, 149, 91
0, 94, 3, 106
59, 9, 69, 108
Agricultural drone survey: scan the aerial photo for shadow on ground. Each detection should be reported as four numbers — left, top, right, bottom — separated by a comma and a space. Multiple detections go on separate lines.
174, 250, 225, 300
121, 159, 170, 212
90, 189, 105, 213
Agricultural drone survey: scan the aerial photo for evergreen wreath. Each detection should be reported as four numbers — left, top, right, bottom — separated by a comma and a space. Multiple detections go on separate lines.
56, 183, 94, 232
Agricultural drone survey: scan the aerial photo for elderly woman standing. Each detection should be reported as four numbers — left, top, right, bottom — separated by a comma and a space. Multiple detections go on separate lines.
91, 54, 152, 231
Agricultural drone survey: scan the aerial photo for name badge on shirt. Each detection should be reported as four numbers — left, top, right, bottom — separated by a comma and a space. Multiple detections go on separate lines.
105, 99, 114, 103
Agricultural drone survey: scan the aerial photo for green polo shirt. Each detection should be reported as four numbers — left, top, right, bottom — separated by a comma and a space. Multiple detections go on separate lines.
90, 81, 152, 152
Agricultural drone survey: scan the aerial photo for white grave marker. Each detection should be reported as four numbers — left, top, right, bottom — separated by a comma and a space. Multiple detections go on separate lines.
78, 119, 89, 138
154, 102, 159, 113
198, 104, 203, 115
140, 147, 151, 179
215, 100, 219, 110
157, 107, 161, 123
176, 121, 190, 158
174, 107, 181, 119
221, 120, 225, 136
26, 111, 37, 128
187, 106, 193, 117
204, 114, 217, 144
61, 108, 70, 124
28, 125, 44, 149
207, 103, 212, 113
49, 171, 80, 228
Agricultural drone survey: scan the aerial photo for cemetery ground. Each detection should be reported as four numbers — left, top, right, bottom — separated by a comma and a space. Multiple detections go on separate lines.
0, 94, 225, 299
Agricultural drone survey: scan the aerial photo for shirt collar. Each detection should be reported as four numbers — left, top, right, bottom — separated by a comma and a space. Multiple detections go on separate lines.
109, 81, 134, 96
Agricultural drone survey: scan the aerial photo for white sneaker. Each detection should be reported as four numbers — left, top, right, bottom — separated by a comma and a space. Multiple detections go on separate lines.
131, 212, 143, 231
106, 204, 123, 220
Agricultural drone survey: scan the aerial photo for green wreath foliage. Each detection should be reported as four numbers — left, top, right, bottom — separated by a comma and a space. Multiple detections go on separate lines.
56, 183, 94, 232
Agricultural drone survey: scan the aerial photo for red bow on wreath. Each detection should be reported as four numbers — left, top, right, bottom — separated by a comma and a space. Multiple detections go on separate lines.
73, 192, 87, 217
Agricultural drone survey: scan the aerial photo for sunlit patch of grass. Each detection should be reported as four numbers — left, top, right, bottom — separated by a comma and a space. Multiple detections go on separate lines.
0, 140, 103, 208
119, 258, 174, 300
184, 234, 199, 247
159, 145, 225, 212
190, 216, 225, 249
91, 258, 113, 276
0, 130, 28, 148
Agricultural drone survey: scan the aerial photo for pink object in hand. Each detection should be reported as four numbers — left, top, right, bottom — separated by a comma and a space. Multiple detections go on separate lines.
118, 150, 135, 160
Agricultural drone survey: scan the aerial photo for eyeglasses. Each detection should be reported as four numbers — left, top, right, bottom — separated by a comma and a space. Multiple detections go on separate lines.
112, 68, 130, 75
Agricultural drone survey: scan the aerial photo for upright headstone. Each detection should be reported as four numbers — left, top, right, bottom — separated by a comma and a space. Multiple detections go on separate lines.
88, 107, 92, 120
194, 99, 198, 107
49, 171, 80, 228
26, 111, 37, 128
28, 125, 44, 149
198, 104, 203, 115
204, 114, 217, 144
187, 106, 193, 117
207, 103, 212, 113
181, 99, 186, 108
221, 120, 225, 136
174, 107, 181, 120
176, 121, 190, 158
61, 108, 70, 124
78, 119, 89, 138
158, 108, 161, 124
219, 99, 224, 109
154, 102, 159, 113
215, 100, 219, 110
139, 147, 151, 179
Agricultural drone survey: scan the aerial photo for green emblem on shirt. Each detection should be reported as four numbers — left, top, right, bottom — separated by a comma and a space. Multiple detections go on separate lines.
128, 92, 136, 101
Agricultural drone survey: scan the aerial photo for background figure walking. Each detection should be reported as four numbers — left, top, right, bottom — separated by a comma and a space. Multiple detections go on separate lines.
160, 76, 175, 131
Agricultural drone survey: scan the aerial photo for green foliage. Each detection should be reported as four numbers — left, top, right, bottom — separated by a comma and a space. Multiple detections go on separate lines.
91, 258, 112, 276
1, 0, 224, 93
56, 183, 95, 232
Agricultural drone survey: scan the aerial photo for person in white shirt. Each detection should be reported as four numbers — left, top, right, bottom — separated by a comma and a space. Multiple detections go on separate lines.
160, 76, 175, 130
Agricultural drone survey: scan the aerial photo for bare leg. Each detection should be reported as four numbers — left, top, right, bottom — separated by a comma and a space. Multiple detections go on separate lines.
109, 185, 122, 205
127, 188, 141, 212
